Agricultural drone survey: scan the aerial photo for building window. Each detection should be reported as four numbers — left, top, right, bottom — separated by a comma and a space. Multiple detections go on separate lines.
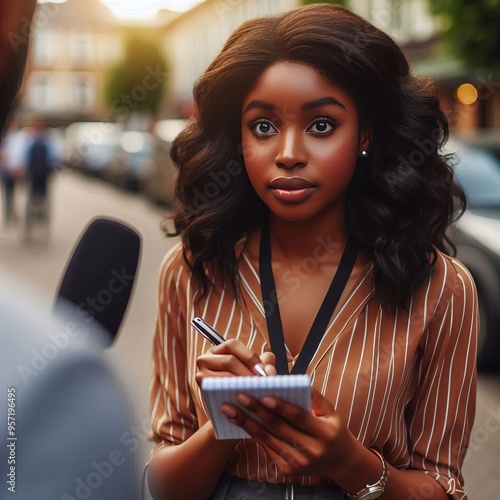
73, 75, 94, 109
70, 32, 93, 65
32, 30, 55, 65
31, 75, 50, 109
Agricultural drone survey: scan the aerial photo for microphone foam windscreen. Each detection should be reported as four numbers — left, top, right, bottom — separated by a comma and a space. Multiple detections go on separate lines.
55, 218, 141, 347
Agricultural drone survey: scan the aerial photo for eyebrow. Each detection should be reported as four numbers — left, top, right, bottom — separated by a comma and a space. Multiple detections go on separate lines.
243, 96, 346, 114
302, 97, 346, 111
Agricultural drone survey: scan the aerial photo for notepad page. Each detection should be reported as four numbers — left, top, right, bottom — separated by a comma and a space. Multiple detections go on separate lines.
201, 375, 311, 440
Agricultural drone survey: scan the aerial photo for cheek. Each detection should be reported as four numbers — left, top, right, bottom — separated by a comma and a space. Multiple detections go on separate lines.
241, 137, 269, 183
311, 133, 359, 171
243, 153, 263, 190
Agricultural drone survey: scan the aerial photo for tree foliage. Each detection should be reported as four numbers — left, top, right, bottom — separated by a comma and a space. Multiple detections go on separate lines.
429, 0, 500, 69
104, 30, 168, 117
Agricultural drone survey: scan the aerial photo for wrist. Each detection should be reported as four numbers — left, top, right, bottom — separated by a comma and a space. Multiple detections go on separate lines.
328, 434, 387, 497
345, 448, 389, 500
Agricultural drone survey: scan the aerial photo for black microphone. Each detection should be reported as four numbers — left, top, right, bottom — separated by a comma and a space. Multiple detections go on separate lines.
54, 218, 141, 348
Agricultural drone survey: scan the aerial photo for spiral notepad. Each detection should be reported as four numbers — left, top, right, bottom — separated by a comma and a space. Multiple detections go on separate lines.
201, 374, 311, 440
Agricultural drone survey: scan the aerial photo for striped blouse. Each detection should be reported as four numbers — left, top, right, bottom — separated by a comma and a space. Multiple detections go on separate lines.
149, 234, 478, 499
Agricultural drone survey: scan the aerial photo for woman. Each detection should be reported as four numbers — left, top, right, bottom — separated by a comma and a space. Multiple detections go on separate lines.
148, 4, 477, 499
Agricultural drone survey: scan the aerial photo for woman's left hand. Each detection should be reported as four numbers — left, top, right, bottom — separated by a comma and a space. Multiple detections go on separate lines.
220, 387, 356, 479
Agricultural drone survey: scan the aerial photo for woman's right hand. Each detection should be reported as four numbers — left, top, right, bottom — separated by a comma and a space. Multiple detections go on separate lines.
195, 339, 276, 386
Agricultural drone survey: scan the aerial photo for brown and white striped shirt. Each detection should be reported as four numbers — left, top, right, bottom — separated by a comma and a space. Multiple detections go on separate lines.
150, 234, 477, 499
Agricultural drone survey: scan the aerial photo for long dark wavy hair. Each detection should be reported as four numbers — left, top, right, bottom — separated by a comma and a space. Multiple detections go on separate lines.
169, 3, 466, 309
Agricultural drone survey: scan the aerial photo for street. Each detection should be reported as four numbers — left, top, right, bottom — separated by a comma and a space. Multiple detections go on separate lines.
1, 169, 499, 499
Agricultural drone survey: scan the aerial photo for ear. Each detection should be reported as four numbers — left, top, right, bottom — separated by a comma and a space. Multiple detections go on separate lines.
358, 128, 372, 157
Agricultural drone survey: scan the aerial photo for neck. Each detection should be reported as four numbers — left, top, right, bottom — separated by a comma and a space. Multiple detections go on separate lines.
268, 209, 348, 263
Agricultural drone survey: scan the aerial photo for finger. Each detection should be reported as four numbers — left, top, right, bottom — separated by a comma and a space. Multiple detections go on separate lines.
234, 393, 314, 445
260, 351, 277, 375
196, 351, 256, 377
221, 402, 311, 475
214, 339, 266, 376
256, 393, 340, 444
310, 387, 336, 417
220, 401, 307, 453
195, 368, 243, 387
264, 364, 277, 376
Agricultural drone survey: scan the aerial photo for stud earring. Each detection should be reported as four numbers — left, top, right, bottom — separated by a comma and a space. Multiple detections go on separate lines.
361, 150, 368, 158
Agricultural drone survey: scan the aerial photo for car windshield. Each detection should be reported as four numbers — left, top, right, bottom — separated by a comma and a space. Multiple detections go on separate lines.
452, 145, 500, 208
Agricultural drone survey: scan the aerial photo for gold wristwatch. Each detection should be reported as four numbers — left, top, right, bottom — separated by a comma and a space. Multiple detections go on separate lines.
346, 448, 389, 500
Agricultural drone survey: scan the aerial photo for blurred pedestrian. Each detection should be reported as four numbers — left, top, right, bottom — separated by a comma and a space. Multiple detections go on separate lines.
0, 117, 26, 226
24, 116, 61, 237
148, 4, 478, 500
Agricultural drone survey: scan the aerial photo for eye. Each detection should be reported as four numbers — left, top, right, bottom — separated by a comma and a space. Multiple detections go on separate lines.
307, 118, 337, 135
250, 119, 278, 137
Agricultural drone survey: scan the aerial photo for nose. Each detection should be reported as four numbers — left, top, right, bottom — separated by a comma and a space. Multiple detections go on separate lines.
275, 128, 307, 169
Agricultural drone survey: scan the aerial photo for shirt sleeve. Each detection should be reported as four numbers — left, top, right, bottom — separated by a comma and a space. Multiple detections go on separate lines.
149, 244, 198, 458
406, 256, 478, 499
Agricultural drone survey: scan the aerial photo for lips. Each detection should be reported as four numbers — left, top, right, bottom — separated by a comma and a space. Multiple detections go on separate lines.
268, 177, 316, 203
269, 177, 315, 190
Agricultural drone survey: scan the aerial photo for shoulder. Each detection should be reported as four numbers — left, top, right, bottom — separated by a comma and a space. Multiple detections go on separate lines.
418, 250, 477, 317
158, 240, 190, 290
159, 240, 185, 271
432, 250, 476, 296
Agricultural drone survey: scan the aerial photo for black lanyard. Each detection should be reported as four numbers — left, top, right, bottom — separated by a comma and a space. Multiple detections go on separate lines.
259, 219, 358, 375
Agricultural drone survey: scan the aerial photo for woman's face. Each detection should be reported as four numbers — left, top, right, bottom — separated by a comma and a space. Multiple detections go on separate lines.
241, 61, 369, 223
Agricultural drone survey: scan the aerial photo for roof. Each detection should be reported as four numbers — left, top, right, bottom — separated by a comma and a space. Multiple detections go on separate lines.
36, 0, 119, 28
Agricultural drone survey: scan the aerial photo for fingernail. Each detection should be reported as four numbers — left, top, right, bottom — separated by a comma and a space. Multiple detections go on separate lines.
236, 394, 251, 407
221, 405, 237, 418
253, 363, 267, 377
261, 397, 276, 409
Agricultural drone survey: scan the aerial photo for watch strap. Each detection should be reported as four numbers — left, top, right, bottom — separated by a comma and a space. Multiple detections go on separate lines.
346, 448, 389, 500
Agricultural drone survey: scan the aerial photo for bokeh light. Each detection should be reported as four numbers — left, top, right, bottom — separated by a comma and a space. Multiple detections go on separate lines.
456, 83, 479, 105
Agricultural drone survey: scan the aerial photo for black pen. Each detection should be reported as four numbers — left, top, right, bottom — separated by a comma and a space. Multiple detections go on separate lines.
191, 317, 267, 376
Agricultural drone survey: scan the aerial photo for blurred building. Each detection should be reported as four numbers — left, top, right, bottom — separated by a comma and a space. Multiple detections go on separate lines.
17, 0, 499, 133
158, 0, 297, 118
159, 0, 441, 119
21, 0, 122, 126
351, 0, 500, 131
161, 0, 499, 132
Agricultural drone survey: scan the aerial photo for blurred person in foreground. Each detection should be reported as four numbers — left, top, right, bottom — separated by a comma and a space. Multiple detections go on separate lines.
0, 2, 139, 498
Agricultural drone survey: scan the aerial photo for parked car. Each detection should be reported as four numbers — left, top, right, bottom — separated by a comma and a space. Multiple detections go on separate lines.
447, 137, 500, 371
106, 131, 156, 191
456, 130, 500, 162
141, 119, 187, 206
64, 122, 123, 177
